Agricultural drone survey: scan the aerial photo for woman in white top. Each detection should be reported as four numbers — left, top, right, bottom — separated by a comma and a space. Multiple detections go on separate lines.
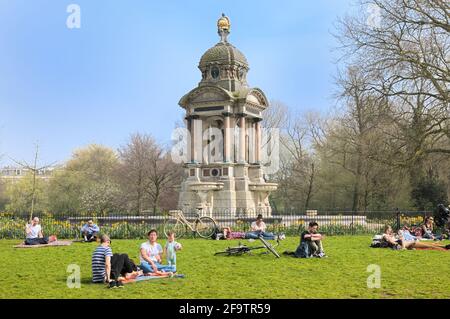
139, 229, 176, 274
25, 217, 49, 245
246, 214, 284, 240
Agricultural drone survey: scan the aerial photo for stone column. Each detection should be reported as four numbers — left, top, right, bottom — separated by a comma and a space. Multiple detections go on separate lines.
222, 112, 232, 163
238, 114, 246, 163
255, 119, 262, 163
191, 115, 201, 163
248, 121, 255, 164
186, 116, 193, 163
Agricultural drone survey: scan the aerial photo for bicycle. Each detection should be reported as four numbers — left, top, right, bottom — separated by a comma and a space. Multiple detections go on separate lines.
214, 236, 281, 258
163, 210, 218, 239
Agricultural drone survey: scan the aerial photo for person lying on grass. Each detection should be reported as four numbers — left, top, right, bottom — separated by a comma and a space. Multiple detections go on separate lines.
221, 227, 245, 239
399, 225, 418, 241
382, 225, 449, 250
92, 234, 138, 288
139, 229, 176, 274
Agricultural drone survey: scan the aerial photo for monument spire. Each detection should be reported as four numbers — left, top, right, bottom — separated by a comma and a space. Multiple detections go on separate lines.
217, 13, 230, 43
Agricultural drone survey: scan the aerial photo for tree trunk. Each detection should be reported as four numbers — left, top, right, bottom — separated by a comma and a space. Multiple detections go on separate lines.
304, 162, 315, 210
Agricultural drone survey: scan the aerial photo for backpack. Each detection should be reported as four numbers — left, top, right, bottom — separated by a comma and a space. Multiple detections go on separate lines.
370, 234, 384, 248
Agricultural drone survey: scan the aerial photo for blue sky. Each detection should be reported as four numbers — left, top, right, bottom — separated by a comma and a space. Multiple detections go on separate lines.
0, 0, 357, 166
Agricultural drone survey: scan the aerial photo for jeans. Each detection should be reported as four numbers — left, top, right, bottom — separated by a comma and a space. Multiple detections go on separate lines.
294, 240, 324, 258
25, 237, 49, 245
423, 231, 443, 240
140, 261, 176, 273
245, 231, 276, 240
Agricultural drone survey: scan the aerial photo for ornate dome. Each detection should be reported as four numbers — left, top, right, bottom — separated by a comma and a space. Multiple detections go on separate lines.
197, 14, 250, 91
199, 42, 248, 68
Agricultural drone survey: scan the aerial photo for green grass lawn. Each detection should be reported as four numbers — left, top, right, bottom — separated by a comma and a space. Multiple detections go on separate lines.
1, 236, 450, 299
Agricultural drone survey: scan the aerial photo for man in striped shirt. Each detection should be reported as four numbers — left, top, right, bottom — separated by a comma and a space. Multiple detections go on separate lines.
92, 235, 139, 288
92, 235, 121, 288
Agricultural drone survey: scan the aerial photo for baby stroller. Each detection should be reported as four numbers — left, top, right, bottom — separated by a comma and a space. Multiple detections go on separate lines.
435, 204, 450, 228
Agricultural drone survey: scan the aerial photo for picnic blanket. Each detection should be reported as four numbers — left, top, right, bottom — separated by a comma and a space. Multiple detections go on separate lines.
121, 274, 185, 284
14, 240, 73, 248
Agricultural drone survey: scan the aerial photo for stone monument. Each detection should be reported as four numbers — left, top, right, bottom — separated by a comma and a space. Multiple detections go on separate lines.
177, 14, 277, 217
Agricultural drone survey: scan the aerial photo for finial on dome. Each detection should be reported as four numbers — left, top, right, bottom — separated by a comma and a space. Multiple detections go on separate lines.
217, 13, 230, 43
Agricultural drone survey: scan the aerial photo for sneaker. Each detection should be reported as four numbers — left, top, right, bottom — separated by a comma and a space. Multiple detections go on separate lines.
445, 244, 450, 250
316, 252, 328, 258
108, 281, 118, 289
277, 234, 286, 240
116, 281, 124, 288
248, 239, 255, 242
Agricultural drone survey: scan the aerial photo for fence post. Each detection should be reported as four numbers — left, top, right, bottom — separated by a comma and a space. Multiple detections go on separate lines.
351, 213, 354, 235
396, 211, 401, 231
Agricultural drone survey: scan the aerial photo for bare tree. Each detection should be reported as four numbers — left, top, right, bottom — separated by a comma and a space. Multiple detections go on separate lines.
335, 0, 450, 207
275, 112, 319, 211
9, 144, 55, 220
118, 133, 157, 214
144, 146, 183, 214
118, 133, 183, 215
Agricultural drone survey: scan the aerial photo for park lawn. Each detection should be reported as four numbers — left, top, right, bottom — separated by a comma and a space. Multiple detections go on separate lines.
0, 236, 450, 299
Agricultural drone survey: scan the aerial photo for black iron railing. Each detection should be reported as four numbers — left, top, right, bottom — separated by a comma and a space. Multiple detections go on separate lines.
0, 210, 431, 239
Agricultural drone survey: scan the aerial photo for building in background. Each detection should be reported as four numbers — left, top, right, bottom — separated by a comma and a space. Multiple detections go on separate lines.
0, 166, 56, 182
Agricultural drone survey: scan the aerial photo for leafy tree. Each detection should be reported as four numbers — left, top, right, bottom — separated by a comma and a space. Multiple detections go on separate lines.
48, 144, 120, 215
80, 181, 121, 216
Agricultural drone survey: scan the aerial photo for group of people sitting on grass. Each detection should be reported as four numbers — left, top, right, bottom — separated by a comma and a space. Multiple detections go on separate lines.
378, 225, 450, 250
26, 209, 450, 289
92, 229, 181, 288
375, 216, 450, 250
